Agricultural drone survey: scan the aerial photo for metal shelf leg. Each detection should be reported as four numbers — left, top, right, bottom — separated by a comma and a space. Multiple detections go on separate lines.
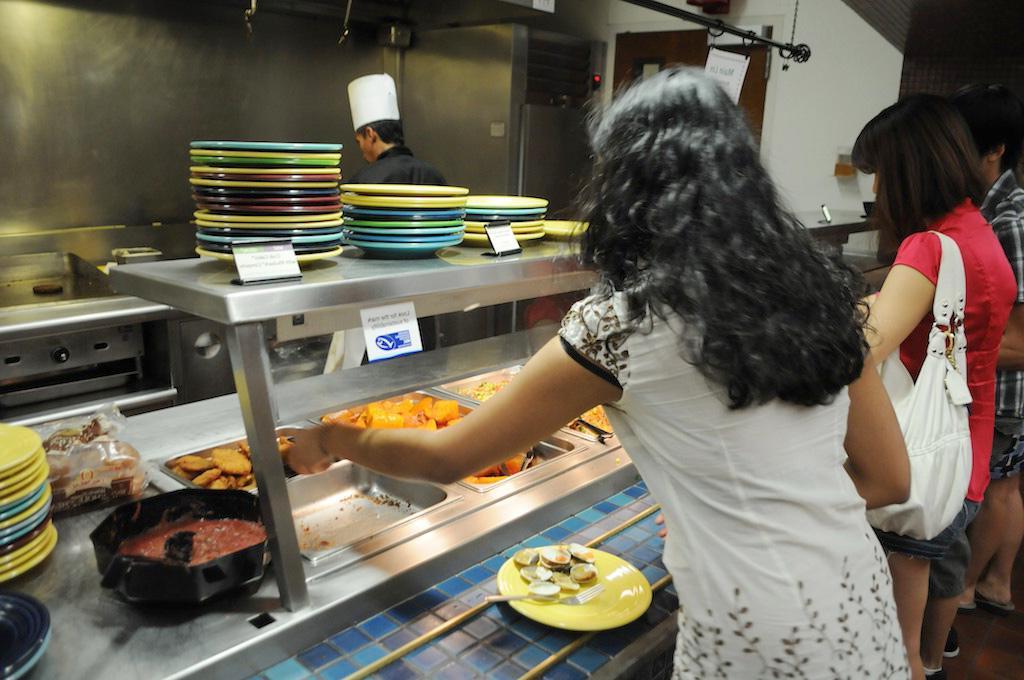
225, 322, 310, 611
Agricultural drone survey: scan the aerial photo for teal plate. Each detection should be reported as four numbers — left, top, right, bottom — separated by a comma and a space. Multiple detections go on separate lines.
465, 207, 546, 216
190, 156, 340, 167
348, 237, 463, 259
344, 225, 464, 237
344, 219, 464, 228
191, 141, 343, 152
342, 230, 462, 243
197, 231, 342, 245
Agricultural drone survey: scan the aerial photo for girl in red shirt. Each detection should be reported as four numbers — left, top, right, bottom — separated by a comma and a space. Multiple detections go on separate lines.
855, 95, 1016, 680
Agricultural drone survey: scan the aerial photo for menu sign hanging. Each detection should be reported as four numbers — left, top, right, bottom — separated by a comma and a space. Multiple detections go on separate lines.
704, 47, 750, 104
230, 240, 302, 286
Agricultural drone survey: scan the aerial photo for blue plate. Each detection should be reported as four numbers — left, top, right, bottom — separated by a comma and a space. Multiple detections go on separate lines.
196, 241, 341, 255
0, 592, 50, 680
465, 207, 546, 216
0, 500, 51, 543
193, 187, 340, 197
342, 207, 466, 221
191, 141, 343, 152
342, 230, 463, 244
344, 225, 465, 237
0, 484, 45, 520
348, 237, 463, 259
197, 231, 342, 245
196, 225, 344, 237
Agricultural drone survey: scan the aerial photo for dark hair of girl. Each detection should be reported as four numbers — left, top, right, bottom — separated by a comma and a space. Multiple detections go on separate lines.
852, 94, 985, 258
950, 84, 1024, 174
579, 67, 868, 409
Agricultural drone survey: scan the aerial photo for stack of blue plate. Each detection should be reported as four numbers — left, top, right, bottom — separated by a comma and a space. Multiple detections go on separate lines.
188, 141, 345, 262
0, 591, 51, 679
340, 184, 469, 259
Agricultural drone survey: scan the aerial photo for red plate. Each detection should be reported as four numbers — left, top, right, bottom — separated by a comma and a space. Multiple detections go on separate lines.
194, 202, 343, 214
191, 172, 340, 182
191, 194, 341, 205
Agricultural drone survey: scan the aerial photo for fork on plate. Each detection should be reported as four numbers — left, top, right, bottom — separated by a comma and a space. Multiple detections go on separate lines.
486, 584, 605, 606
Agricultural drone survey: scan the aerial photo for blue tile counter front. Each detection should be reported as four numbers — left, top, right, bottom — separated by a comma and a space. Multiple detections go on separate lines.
251, 481, 680, 680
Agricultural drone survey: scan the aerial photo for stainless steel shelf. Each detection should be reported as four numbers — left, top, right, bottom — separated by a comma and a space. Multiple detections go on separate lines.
109, 244, 594, 326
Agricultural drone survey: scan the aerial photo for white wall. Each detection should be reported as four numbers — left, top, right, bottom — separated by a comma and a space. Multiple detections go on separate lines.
604, 0, 903, 218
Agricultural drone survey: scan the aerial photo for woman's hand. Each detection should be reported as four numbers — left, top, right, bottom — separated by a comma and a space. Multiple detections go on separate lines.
655, 513, 667, 538
287, 427, 335, 475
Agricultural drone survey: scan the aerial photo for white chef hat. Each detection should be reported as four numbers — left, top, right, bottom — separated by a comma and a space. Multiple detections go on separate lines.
348, 73, 401, 131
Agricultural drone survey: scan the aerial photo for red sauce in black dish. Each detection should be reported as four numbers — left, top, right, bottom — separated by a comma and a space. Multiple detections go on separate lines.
116, 518, 266, 565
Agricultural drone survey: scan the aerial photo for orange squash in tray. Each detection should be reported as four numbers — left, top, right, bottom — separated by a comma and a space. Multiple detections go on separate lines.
321, 397, 463, 430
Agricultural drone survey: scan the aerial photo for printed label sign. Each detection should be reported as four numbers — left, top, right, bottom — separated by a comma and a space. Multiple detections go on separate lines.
231, 240, 301, 284
485, 221, 522, 256
704, 47, 750, 104
361, 302, 423, 362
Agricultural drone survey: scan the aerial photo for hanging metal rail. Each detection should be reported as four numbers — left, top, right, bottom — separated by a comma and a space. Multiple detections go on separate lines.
619, 0, 812, 64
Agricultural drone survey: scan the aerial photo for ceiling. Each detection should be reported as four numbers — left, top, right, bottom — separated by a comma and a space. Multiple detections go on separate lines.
839, 0, 914, 51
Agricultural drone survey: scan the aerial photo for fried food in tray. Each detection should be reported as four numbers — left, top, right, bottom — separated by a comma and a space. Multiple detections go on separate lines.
320, 395, 463, 431
165, 435, 294, 491
569, 406, 613, 435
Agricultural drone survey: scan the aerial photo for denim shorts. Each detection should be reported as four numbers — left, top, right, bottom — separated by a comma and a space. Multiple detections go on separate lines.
991, 419, 1024, 480
874, 501, 976, 561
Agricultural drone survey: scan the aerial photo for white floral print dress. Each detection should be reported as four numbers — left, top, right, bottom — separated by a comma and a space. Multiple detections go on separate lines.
559, 294, 909, 680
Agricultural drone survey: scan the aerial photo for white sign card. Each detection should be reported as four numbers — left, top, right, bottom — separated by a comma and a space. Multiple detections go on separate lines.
360, 301, 424, 362
704, 47, 750, 104
230, 240, 301, 285
484, 221, 522, 256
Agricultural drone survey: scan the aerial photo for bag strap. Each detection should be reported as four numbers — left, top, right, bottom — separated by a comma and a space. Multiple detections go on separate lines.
931, 231, 967, 328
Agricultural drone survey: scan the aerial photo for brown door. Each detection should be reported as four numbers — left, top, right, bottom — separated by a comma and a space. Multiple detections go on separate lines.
614, 30, 769, 142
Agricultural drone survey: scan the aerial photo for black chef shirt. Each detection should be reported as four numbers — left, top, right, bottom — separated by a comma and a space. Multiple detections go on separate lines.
348, 146, 446, 185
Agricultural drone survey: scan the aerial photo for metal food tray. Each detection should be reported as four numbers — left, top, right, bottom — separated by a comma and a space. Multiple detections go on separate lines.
161, 426, 308, 491
432, 365, 524, 403
457, 434, 584, 493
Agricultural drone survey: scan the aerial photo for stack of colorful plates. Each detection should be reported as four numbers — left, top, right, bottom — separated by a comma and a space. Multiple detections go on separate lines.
189, 141, 345, 263
0, 592, 50, 679
0, 425, 56, 585
341, 184, 469, 259
462, 195, 549, 247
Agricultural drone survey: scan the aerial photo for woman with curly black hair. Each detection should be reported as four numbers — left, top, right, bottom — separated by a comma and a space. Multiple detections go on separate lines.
287, 68, 911, 678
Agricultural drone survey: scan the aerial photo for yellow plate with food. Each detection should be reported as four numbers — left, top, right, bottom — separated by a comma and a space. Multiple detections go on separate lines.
189, 148, 341, 160
465, 195, 549, 210
543, 220, 588, 240
165, 434, 299, 491
190, 178, 340, 189
339, 184, 469, 197
340, 193, 469, 209
190, 166, 342, 176
496, 545, 652, 631
195, 246, 342, 263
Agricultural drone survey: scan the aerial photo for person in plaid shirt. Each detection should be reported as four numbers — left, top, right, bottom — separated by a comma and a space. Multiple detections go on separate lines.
950, 85, 1024, 627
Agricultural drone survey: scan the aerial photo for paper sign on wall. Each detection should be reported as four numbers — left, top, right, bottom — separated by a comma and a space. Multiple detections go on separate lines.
360, 301, 423, 362
704, 47, 750, 104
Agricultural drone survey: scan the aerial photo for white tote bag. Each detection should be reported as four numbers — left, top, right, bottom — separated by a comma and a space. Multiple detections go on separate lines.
867, 232, 974, 540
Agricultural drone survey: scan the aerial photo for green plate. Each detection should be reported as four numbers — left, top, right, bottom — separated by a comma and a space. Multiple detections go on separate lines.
190, 155, 341, 167
344, 219, 464, 228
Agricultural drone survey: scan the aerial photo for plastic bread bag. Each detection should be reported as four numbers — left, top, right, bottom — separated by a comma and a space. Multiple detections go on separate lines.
34, 405, 148, 514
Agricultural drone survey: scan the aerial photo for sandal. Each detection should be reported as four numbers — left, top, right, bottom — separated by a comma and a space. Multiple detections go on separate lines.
975, 591, 1014, 617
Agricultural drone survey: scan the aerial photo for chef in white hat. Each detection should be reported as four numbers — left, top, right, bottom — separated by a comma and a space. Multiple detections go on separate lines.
347, 73, 447, 185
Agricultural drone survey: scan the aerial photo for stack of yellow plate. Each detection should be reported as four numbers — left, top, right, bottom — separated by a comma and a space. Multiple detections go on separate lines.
543, 220, 588, 241
462, 195, 549, 247
0, 425, 56, 584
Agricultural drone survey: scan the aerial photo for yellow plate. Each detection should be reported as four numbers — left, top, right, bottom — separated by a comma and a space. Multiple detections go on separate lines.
339, 184, 469, 197
195, 210, 342, 223
0, 520, 53, 569
496, 547, 652, 631
0, 464, 49, 508
341, 194, 468, 209
466, 195, 549, 210
461, 231, 546, 247
464, 226, 545, 236
195, 246, 342, 263
544, 220, 588, 240
0, 452, 44, 493
0, 425, 42, 477
189, 148, 341, 160
0, 523, 57, 584
190, 178, 339, 189
195, 219, 344, 230
0, 485, 51, 532
190, 166, 342, 176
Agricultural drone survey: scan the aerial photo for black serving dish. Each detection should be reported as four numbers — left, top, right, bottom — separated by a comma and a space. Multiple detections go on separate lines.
90, 489, 268, 605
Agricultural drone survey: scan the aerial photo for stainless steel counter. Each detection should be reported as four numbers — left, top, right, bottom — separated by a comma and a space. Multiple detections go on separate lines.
14, 331, 637, 680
